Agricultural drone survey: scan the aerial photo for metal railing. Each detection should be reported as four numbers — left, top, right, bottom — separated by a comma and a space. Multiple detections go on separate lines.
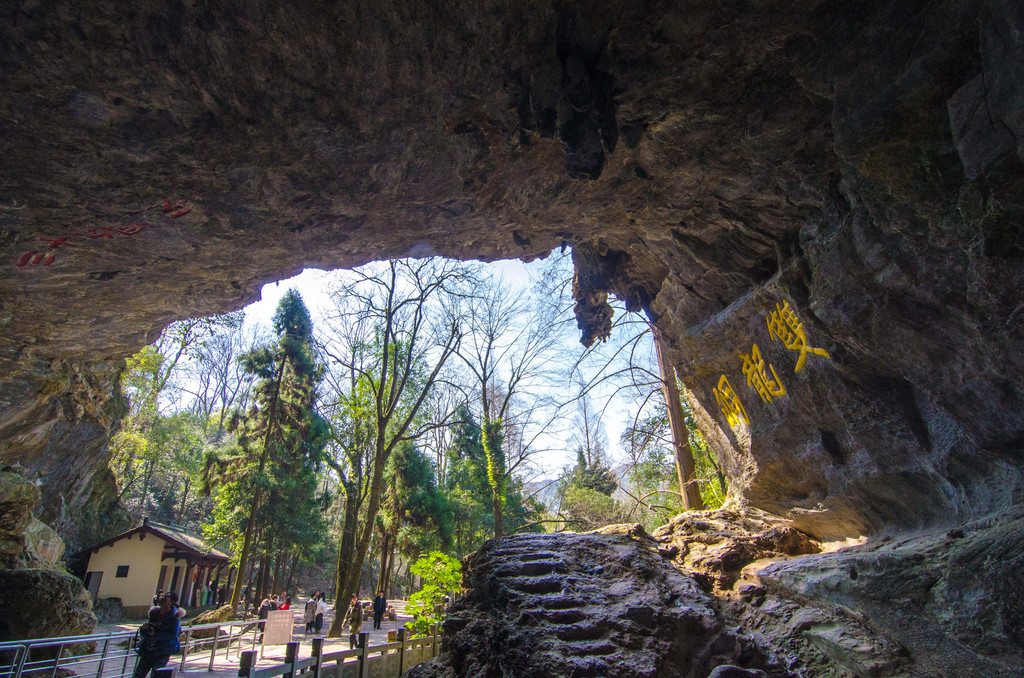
0, 618, 265, 678
238, 629, 439, 678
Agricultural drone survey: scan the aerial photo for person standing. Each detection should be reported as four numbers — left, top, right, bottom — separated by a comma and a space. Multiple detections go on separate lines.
314, 594, 327, 634
257, 598, 273, 642
133, 592, 185, 678
372, 590, 387, 630
303, 595, 317, 634
347, 594, 362, 649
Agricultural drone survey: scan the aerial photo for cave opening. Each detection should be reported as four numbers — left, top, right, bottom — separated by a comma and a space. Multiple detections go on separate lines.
2, 1, 1023, 674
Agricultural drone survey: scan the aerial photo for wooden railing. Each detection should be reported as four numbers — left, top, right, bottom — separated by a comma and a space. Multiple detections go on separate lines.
238, 629, 438, 678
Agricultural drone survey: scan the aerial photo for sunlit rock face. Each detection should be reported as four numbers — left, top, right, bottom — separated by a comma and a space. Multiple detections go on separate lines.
0, 0, 1022, 649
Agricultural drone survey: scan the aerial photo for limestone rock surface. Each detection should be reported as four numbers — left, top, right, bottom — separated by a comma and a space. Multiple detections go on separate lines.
0, 568, 96, 642
409, 530, 782, 678
752, 506, 1024, 677
186, 604, 236, 640
0, 0, 1021, 547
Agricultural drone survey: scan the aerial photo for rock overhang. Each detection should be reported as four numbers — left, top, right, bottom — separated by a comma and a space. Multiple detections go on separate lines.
0, 0, 1022, 544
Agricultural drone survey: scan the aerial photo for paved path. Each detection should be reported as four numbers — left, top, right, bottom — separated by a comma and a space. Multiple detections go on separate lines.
92, 601, 418, 677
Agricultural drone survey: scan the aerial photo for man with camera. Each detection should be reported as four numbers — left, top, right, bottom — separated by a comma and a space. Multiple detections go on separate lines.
133, 591, 186, 678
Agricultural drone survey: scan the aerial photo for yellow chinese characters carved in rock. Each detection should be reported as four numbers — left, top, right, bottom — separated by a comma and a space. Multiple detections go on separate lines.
739, 343, 787, 404
714, 375, 749, 428
766, 300, 830, 371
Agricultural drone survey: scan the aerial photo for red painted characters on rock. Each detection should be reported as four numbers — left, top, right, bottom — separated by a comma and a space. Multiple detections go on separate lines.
14, 199, 192, 269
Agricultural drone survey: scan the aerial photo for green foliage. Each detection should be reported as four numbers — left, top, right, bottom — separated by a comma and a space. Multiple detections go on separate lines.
621, 405, 726, 532
405, 551, 461, 637
561, 486, 623, 527
563, 448, 618, 496
554, 447, 622, 528
441, 407, 542, 555
381, 441, 453, 558
205, 289, 328, 572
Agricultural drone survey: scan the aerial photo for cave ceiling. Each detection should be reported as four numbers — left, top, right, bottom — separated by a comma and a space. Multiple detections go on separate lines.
1, 0, 1023, 543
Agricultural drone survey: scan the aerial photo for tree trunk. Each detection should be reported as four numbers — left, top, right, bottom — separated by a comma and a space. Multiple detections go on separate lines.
482, 420, 505, 538
377, 529, 392, 593
330, 433, 390, 637
271, 551, 283, 597
653, 326, 704, 510
254, 553, 268, 604
176, 476, 190, 523
141, 455, 158, 511
383, 541, 397, 597
492, 488, 505, 538
284, 551, 299, 594
326, 479, 360, 637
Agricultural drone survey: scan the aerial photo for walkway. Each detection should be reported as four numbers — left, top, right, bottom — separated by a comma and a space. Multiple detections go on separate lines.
92, 602, 416, 678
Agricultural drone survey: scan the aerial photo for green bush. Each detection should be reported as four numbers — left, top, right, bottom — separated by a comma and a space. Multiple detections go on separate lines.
405, 551, 461, 637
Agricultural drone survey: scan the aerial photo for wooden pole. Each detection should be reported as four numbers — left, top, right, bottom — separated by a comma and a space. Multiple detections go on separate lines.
652, 325, 704, 510
357, 632, 370, 678
397, 628, 407, 675
284, 641, 299, 678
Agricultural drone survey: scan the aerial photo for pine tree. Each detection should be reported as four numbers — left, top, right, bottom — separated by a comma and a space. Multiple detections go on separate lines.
204, 289, 327, 611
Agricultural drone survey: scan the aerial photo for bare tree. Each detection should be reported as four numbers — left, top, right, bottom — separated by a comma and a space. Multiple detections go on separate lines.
450, 273, 568, 537
318, 259, 465, 637
178, 319, 266, 441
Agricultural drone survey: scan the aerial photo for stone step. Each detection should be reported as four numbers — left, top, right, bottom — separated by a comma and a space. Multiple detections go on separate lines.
506, 575, 564, 595
491, 560, 565, 578
563, 640, 619, 656
554, 622, 609, 642
530, 608, 588, 625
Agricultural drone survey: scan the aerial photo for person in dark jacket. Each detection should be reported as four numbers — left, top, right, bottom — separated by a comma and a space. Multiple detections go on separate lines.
133, 591, 185, 678
347, 594, 363, 649
257, 598, 273, 641
372, 590, 387, 630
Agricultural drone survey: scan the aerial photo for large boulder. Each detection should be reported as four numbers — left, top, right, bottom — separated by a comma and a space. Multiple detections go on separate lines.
186, 605, 235, 640
93, 598, 123, 624
409, 531, 780, 678
0, 569, 96, 641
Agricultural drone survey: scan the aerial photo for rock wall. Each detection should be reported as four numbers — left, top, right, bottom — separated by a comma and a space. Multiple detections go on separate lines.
2, 0, 1021, 541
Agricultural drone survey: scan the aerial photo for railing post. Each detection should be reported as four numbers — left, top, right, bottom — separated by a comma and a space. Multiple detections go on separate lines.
239, 650, 255, 678
209, 624, 221, 672
52, 641, 65, 678
432, 624, 438, 658
357, 633, 369, 678
13, 645, 28, 678
283, 641, 298, 678
310, 637, 324, 678
396, 629, 406, 676
95, 638, 110, 678
179, 627, 189, 670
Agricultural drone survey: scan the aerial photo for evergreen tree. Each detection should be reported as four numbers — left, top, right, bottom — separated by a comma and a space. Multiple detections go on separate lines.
203, 289, 328, 611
